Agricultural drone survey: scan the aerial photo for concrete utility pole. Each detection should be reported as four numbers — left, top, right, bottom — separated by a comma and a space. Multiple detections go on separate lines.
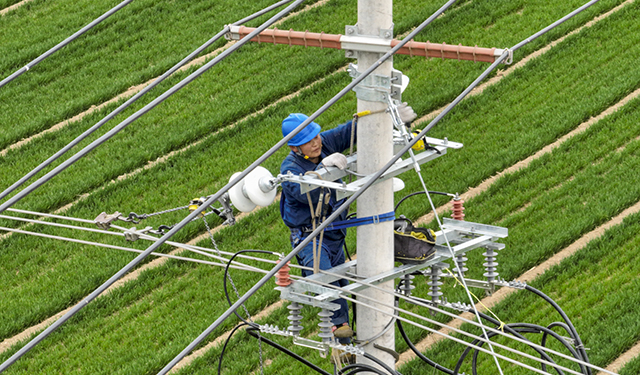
355, 0, 396, 372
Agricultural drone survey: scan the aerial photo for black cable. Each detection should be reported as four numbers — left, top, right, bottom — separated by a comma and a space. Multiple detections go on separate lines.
245, 327, 332, 375
396, 319, 454, 375
394, 278, 455, 375
394, 275, 581, 375
339, 363, 388, 375
525, 285, 591, 375
218, 322, 248, 375
453, 309, 588, 375
224, 250, 275, 324
363, 352, 400, 375
394, 191, 453, 212
454, 326, 564, 375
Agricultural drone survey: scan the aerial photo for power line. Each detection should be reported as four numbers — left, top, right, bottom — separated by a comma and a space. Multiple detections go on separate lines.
156, 0, 605, 368
0, 0, 295, 203
0, 0, 134, 89
0, 0, 308, 370
0, 0, 607, 372
306, 268, 612, 375
0, 225, 261, 272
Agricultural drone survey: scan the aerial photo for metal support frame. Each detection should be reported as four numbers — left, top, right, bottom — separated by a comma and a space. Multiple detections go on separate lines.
278, 137, 462, 200
278, 219, 508, 306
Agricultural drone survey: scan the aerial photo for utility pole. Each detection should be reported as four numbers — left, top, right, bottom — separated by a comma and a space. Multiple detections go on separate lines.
355, 0, 396, 372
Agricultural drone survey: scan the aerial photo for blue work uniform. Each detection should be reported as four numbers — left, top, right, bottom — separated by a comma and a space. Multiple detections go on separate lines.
279, 120, 355, 334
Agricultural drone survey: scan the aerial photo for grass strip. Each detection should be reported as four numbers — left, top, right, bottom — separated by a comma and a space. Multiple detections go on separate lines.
0, 0, 623, 216
0, 0, 324, 149
400, 211, 640, 374
0, 0, 636, 374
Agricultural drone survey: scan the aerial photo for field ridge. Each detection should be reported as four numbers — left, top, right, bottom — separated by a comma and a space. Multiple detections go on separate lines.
1, 0, 639, 373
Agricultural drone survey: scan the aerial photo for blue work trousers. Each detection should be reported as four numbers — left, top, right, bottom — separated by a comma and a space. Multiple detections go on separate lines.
290, 229, 350, 333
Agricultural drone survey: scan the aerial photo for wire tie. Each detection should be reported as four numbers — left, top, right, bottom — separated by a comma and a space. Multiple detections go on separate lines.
272, 27, 277, 44
425, 40, 429, 60
319, 31, 324, 49
473, 45, 477, 63
288, 29, 293, 46
24, 65, 30, 71
257, 32, 261, 44
304, 30, 308, 48
408, 40, 413, 57
372, 214, 380, 224
441, 42, 445, 60
457, 43, 461, 61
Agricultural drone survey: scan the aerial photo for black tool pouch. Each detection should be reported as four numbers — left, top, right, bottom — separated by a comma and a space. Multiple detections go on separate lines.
393, 217, 436, 264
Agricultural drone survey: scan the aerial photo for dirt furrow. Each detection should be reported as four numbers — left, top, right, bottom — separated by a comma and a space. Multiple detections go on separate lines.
0, 0, 330, 157
3, 1, 639, 372
0, 0, 34, 16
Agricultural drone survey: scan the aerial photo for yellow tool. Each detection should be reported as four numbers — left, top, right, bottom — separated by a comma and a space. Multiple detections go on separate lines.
411, 131, 425, 151
188, 197, 207, 217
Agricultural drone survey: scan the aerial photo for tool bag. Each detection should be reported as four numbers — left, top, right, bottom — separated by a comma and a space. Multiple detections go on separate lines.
393, 217, 436, 264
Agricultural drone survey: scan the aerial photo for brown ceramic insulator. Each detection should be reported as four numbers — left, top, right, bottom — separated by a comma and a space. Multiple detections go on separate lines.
275, 260, 292, 287
452, 198, 465, 221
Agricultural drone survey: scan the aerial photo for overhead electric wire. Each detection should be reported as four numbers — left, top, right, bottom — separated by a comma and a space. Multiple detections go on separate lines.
271, 270, 589, 375
337, 290, 598, 375
0, 0, 303, 215
0, 213, 266, 274
0, 0, 134, 89
4, 204, 599, 375
156, 1, 461, 371
0, 225, 262, 272
170, 0, 605, 370
0, 1, 308, 370
512, 0, 601, 52
0, 0, 604, 372
5, 207, 95, 224
1, 208, 278, 268
301, 271, 609, 374
0, 0, 295, 203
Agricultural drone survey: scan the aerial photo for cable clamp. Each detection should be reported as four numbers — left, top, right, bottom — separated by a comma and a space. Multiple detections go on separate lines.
94, 211, 122, 230
504, 48, 513, 65
124, 226, 153, 242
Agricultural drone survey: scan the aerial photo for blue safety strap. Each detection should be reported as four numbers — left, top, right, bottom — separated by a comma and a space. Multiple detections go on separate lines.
323, 211, 395, 231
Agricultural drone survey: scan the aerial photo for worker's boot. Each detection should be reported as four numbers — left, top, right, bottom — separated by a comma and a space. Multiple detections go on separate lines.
332, 323, 354, 339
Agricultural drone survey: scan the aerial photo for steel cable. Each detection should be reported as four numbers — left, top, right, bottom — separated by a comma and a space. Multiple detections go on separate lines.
310, 267, 609, 374
0, 1, 307, 369
0, 225, 261, 272
0, 0, 294, 203
3, 208, 602, 375
0, 0, 134, 89
0, 0, 604, 371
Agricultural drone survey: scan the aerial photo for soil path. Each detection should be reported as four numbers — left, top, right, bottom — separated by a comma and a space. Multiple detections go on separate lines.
2, 0, 639, 372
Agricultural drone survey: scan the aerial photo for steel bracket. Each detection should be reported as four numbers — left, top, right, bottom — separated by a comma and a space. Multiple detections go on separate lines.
347, 63, 390, 102
278, 137, 462, 200
283, 221, 507, 304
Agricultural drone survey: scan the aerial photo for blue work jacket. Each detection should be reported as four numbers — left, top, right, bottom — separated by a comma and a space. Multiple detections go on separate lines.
279, 120, 355, 240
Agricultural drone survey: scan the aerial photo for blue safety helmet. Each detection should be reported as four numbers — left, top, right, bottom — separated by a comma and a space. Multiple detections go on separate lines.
282, 113, 321, 146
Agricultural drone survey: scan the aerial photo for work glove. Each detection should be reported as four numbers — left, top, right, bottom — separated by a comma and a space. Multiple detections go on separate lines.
322, 153, 348, 170
397, 102, 417, 124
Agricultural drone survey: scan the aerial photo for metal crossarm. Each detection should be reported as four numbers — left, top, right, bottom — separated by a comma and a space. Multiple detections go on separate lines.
278, 137, 462, 199
278, 220, 508, 304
